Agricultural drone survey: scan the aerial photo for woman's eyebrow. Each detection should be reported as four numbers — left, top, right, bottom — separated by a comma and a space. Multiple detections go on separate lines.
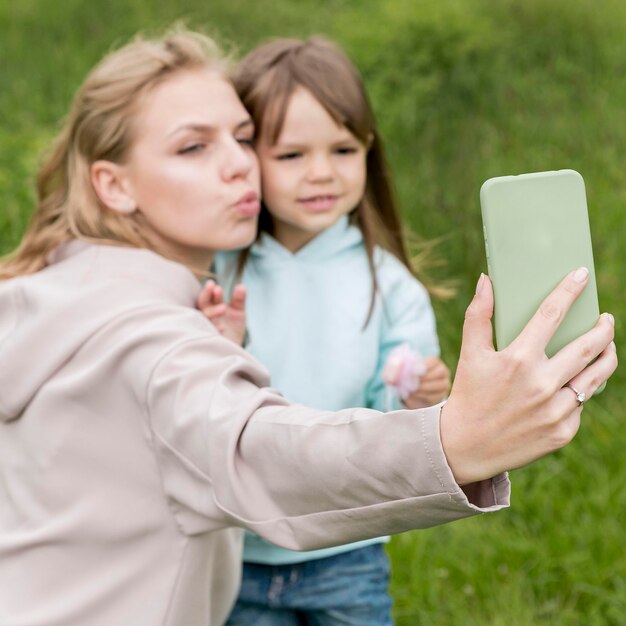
169, 119, 254, 137
168, 123, 216, 137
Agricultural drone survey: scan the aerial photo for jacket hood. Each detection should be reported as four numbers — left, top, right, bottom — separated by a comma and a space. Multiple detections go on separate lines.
0, 241, 200, 422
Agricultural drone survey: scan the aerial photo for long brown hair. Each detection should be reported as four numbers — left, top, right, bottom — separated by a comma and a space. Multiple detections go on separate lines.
232, 37, 451, 304
0, 27, 226, 280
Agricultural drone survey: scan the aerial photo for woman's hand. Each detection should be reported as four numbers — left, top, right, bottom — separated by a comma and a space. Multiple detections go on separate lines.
402, 357, 451, 409
440, 269, 617, 485
197, 280, 247, 345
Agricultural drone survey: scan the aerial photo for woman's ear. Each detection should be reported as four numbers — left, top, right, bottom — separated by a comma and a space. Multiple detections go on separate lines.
91, 160, 137, 215
365, 132, 374, 150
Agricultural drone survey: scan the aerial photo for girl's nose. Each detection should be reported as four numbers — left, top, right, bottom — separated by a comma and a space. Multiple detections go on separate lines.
306, 153, 334, 182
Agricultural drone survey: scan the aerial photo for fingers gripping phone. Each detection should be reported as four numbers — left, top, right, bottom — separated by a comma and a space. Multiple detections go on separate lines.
480, 169, 602, 366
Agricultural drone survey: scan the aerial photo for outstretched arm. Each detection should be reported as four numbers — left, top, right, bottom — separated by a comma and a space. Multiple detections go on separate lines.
146, 267, 615, 551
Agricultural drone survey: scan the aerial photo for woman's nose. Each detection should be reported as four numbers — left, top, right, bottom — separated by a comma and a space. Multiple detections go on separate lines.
221, 138, 257, 181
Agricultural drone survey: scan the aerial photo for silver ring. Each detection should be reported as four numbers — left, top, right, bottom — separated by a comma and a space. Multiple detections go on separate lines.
565, 383, 586, 407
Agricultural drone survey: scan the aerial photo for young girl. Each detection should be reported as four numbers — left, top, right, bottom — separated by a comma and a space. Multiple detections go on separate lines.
201, 37, 460, 624
0, 26, 614, 626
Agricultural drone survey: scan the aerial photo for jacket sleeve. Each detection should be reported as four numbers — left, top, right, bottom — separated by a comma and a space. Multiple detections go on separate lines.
145, 327, 510, 551
365, 254, 441, 412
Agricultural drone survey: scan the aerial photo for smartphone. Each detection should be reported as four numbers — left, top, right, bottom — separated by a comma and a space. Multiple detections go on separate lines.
480, 169, 601, 361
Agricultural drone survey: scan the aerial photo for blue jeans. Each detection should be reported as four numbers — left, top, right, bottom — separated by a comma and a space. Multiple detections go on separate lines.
225, 543, 393, 626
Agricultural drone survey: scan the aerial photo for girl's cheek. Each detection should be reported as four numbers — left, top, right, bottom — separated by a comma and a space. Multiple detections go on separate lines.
260, 163, 288, 194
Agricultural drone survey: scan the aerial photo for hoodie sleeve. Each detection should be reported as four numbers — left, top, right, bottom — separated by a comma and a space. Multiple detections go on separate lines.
365, 253, 441, 412
144, 329, 510, 550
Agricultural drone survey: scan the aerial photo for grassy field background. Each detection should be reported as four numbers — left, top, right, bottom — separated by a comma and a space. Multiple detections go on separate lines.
2, 1, 624, 623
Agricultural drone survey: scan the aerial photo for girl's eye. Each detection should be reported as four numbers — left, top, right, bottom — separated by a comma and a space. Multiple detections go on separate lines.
177, 143, 205, 155
276, 152, 302, 161
335, 146, 358, 155
237, 137, 254, 147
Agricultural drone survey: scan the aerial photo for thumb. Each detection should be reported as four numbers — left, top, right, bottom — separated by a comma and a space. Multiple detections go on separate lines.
230, 284, 247, 311
460, 274, 495, 355
197, 280, 215, 310
422, 355, 439, 370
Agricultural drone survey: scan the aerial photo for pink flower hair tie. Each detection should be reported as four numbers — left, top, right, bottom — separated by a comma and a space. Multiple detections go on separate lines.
382, 343, 426, 401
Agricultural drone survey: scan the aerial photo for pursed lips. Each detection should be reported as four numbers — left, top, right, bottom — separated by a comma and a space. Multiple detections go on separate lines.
233, 191, 260, 217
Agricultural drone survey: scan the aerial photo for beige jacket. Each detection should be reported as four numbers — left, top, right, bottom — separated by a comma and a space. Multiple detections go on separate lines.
0, 241, 510, 625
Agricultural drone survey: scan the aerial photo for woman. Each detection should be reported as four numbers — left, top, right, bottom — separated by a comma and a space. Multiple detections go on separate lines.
0, 28, 616, 626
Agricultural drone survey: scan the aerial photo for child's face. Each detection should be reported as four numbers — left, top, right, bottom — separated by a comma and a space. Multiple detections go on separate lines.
256, 87, 368, 252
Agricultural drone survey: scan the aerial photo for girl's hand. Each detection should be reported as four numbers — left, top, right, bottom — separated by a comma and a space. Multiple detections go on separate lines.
197, 280, 247, 345
402, 356, 451, 409
440, 270, 617, 485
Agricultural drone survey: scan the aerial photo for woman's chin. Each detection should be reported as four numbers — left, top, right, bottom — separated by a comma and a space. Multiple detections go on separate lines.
225, 227, 258, 251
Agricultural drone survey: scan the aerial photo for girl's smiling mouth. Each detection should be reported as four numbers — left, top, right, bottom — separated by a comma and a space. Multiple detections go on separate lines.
297, 194, 339, 211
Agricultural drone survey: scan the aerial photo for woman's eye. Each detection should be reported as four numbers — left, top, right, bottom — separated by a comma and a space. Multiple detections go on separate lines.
237, 137, 255, 147
177, 143, 205, 155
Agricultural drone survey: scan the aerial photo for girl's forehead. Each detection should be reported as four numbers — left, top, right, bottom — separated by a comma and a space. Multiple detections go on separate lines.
263, 86, 352, 144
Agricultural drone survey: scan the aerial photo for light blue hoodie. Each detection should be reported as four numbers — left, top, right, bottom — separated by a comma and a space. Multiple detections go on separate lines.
215, 216, 441, 564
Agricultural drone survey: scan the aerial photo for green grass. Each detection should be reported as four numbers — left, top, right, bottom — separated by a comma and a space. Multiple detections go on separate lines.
2, 1, 624, 623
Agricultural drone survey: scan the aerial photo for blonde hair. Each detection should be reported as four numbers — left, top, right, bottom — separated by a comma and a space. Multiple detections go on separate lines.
0, 27, 227, 280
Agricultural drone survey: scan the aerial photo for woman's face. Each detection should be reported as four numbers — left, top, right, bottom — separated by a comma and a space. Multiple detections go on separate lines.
256, 86, 368, 253
121, 69, 260, 270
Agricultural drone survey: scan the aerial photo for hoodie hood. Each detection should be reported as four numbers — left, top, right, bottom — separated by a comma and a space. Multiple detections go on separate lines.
250, 215, 363, 267
211, 216, 365, 294
0, 241, 200, 422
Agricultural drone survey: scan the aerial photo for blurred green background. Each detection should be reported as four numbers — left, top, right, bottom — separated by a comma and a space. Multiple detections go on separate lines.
1, 0, 624, 623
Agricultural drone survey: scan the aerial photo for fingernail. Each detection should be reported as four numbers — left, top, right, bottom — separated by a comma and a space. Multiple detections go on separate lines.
573, 267, 589, 283
610, 341, 616, 352
606, 313, 615, 326
475, 273, 485, 295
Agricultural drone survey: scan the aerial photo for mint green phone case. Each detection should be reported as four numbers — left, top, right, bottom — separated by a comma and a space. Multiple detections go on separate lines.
480, 169, 601, 361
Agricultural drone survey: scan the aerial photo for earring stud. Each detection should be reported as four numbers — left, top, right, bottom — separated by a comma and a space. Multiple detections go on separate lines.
119, 200, 136, 214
